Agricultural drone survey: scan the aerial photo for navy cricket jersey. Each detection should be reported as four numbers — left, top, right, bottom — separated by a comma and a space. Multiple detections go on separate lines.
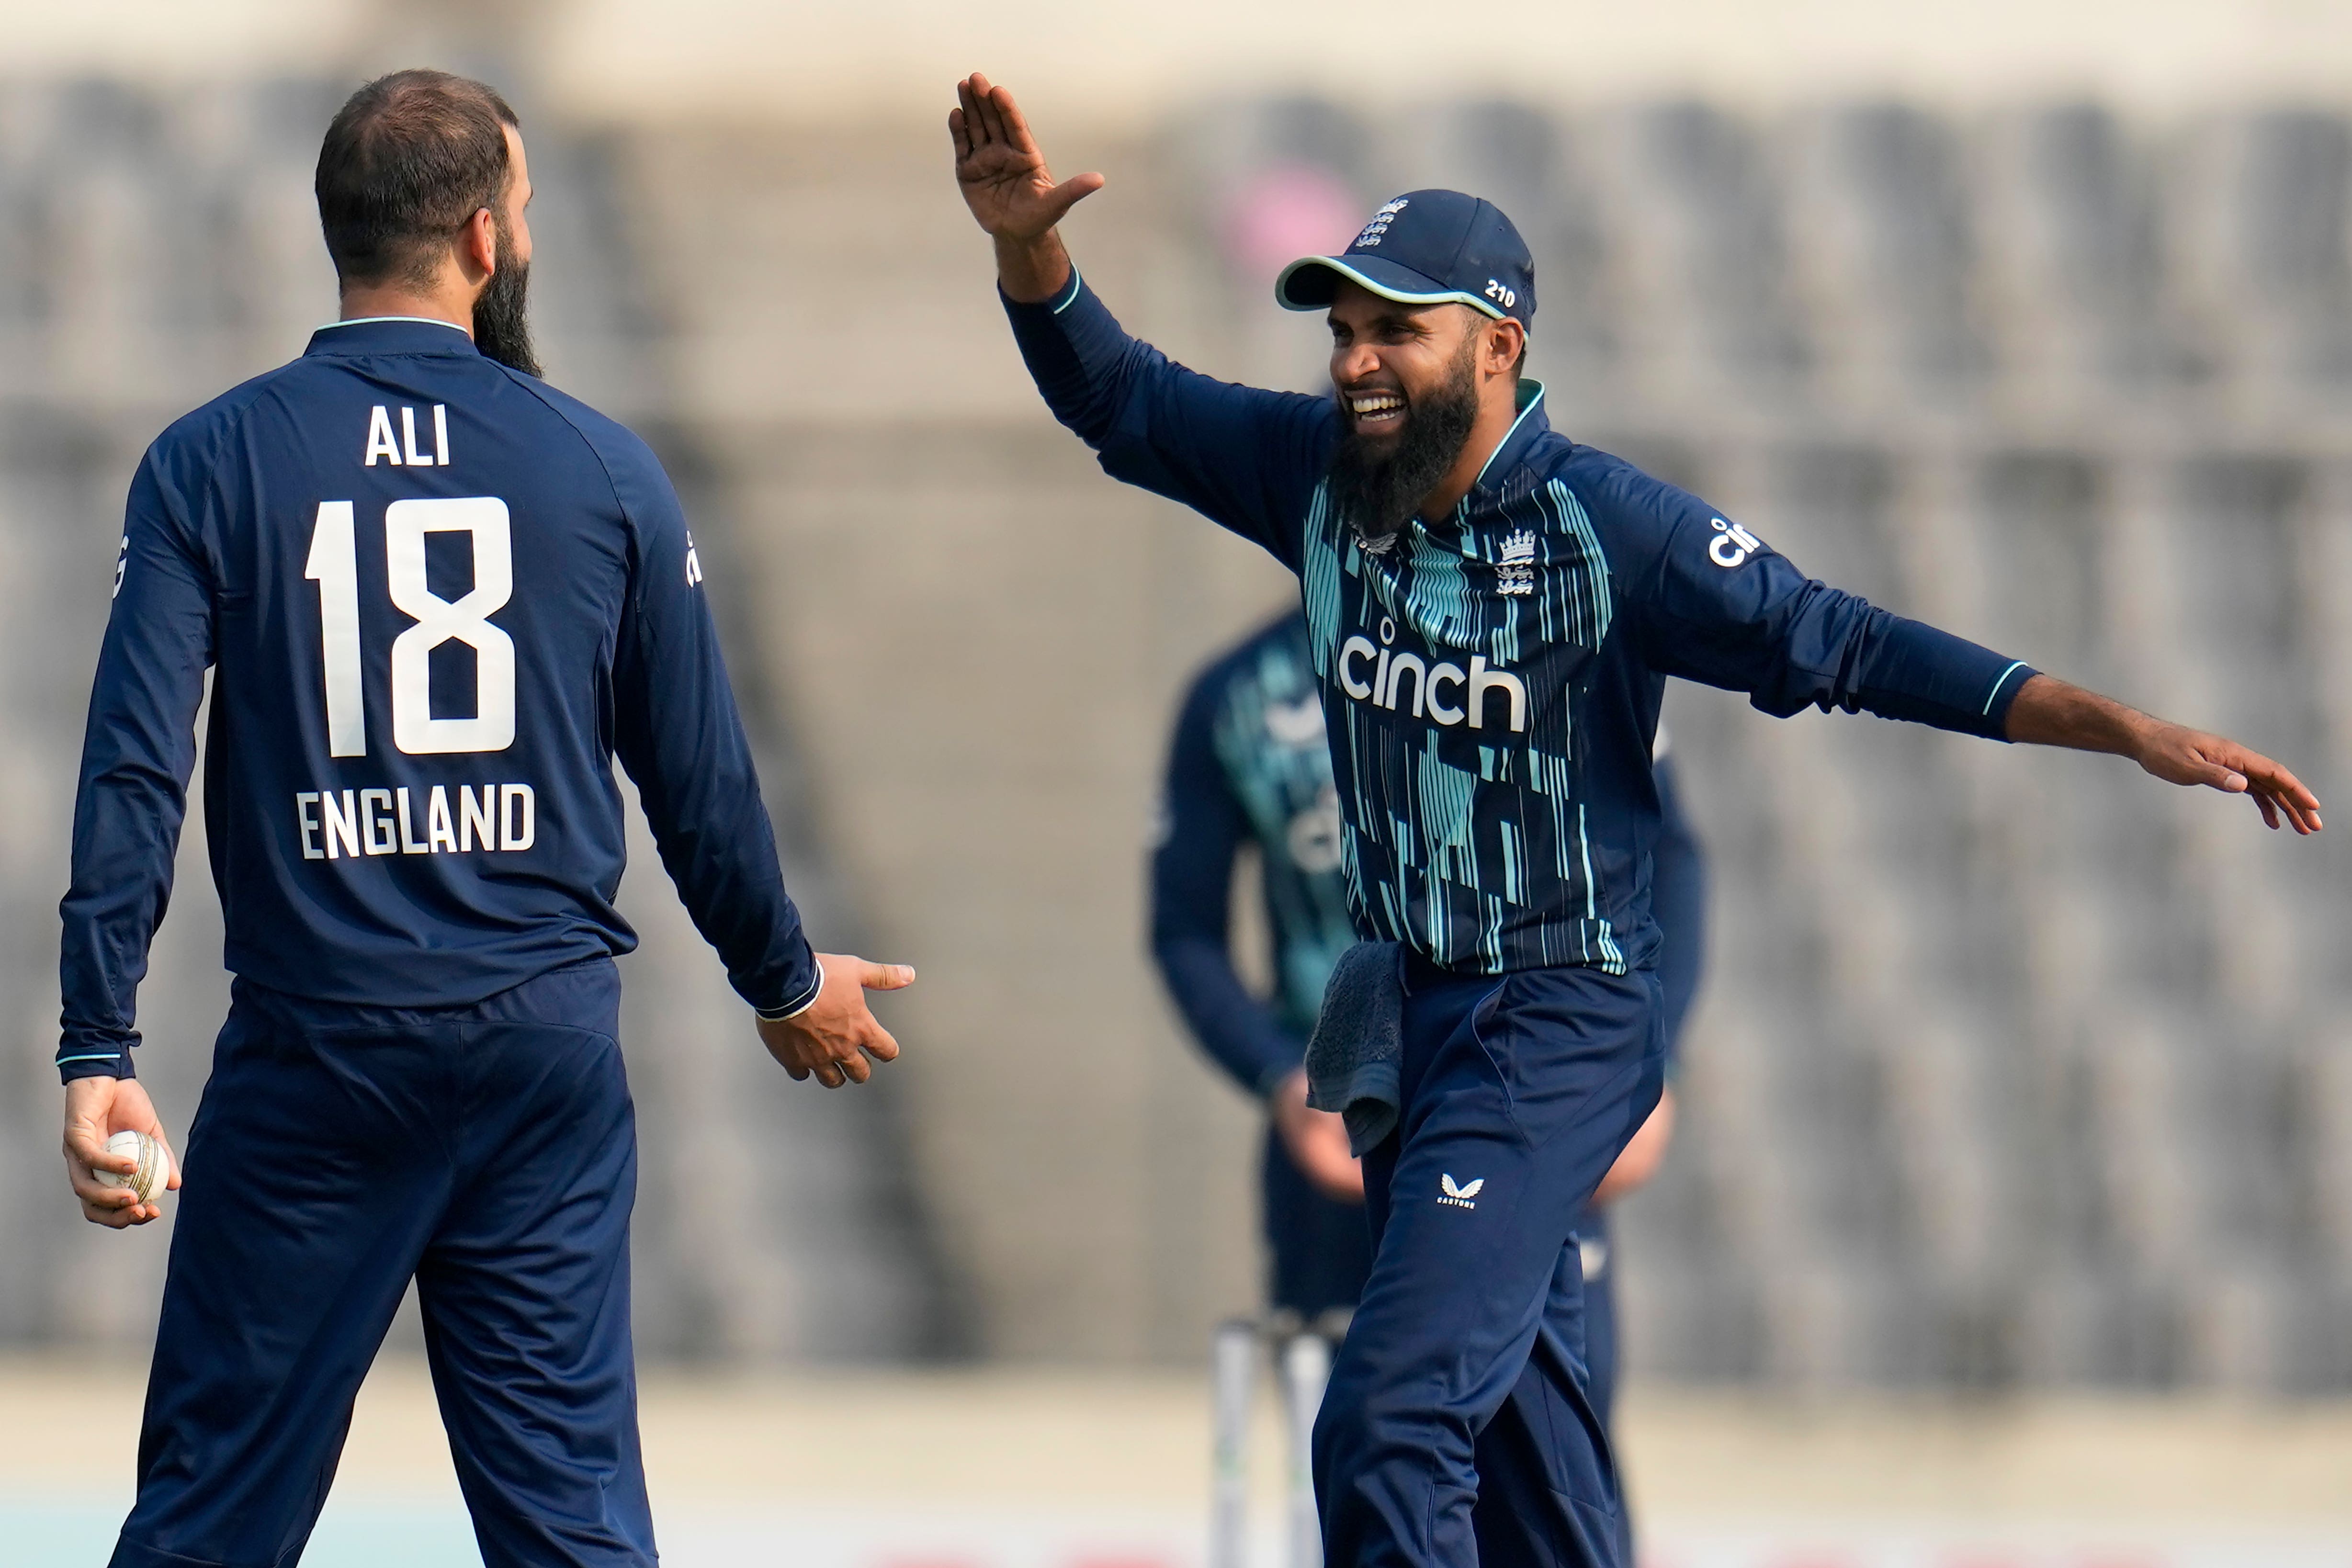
1152, 612, 1360, 1096
57, 317, 819, 1081
1152, 613, 1713, 1098
1012, 272, 2035, 977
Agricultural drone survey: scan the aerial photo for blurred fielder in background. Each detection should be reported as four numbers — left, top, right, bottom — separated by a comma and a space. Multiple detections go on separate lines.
1152, 607, 1708, 1438
953, 70, 2319, 1568
57, 69, 909, 1568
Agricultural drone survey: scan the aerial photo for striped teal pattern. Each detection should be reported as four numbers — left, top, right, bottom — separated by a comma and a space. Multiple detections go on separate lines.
1296, 417, 1626, 975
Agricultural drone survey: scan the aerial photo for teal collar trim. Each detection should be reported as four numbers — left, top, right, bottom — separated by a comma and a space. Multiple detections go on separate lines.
316, 315, 472, 335
1470, 379, 1549, 493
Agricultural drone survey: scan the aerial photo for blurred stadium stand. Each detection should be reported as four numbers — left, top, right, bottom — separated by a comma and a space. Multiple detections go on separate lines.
6, 74, 2352, 1392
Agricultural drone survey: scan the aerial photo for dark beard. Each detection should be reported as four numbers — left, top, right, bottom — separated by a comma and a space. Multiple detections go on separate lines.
473, 223, 540, 377
1324, 341, 1481, 545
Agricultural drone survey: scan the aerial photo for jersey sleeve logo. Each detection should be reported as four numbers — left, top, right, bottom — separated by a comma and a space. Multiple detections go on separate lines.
685, 531, 704, 587
1707, 517, 1764, 568
112, 536, 127, 599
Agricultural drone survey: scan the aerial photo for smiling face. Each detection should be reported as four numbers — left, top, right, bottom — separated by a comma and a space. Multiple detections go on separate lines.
1321, 280, 1527, 539
1326, 286, 1490, 448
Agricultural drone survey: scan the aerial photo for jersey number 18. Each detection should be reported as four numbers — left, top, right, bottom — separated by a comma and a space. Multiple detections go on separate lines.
305, 496, 516, 758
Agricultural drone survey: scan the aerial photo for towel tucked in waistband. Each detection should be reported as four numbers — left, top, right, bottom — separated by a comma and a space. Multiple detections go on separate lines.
1303, 940, 1405, 1157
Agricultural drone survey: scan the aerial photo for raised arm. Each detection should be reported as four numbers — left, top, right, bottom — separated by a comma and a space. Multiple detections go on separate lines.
951, 71, 1102, 304
951, 73, 1336, 564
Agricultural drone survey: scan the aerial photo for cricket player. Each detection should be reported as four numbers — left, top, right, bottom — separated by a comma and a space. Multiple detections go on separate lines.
1152, 609, 1707, 1433
950, 72, 2319, 1568
58, 70, 909, 1568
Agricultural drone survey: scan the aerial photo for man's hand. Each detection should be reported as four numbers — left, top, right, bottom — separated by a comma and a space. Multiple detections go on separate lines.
1271, 1068, 1364, 1204
63, 1075, 179, 1228
950, 72, 1103, 302
2129, 721, 2322, 832
758, 952, 915, 1089
2005, 673, 2322, 834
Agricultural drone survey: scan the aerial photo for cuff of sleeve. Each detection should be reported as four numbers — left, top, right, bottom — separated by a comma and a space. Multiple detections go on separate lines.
1980, 660, 2038, 738
756, 959, 825, 1022
1861, 617, 2037, 742
999, 266, 1085, 318
58, 1049, 134, 1083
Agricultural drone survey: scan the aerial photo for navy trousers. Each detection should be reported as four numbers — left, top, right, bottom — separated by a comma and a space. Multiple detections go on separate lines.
112, 959, 654, 1568
1263, 1120, 1375, 1320
1313, 957, 1665, 1568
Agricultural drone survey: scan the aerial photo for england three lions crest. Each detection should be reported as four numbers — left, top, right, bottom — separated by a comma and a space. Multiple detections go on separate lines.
1495, 528, 1537, 597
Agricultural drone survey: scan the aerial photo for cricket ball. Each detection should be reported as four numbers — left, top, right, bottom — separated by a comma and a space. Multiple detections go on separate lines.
99, 1129, 170, 1207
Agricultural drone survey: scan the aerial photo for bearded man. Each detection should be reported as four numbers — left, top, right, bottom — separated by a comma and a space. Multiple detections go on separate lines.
950, 73, 2319, 1568
59, 69, 912, 1568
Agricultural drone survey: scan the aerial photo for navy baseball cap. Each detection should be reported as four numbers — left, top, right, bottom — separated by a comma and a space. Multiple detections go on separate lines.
1275, 188, 1535, 328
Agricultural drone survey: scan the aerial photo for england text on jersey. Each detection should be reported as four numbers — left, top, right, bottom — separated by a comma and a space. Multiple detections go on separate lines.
57, 317, 821, 1078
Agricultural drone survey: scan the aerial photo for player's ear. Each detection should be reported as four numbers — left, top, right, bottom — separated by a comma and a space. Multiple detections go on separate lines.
462, 207, 498, 283
1486, 316, 1524, 378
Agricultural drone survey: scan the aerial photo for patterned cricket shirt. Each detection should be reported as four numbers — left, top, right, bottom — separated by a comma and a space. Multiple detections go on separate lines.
1013, 273, 2033, 977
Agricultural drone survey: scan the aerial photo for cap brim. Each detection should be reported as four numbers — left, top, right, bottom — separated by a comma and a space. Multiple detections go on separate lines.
1274, 254, 1506, 319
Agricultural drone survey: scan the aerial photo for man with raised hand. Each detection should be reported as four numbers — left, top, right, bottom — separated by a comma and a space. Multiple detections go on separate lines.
950, 71, 2319, 1568
60, 69, 910, 1568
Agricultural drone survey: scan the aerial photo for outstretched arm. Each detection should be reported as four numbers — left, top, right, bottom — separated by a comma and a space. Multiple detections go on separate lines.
1621, 476, 2322, 838
2005, 674, 2322, 834
951, 72, 1103, 302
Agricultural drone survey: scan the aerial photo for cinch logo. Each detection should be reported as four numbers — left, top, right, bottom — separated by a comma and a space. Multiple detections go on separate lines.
1338, 617, 1527, 732
1708, 517, 1764, 568
1439, 1174, 1484, 1209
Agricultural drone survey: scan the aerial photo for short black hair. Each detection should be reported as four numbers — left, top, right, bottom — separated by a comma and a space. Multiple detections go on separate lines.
316, 69, 520, 288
